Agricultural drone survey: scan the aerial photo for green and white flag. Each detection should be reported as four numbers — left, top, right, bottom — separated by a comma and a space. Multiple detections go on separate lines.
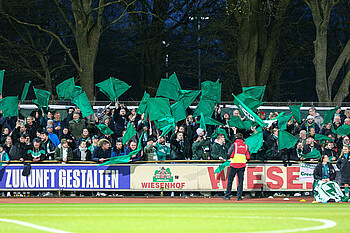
314, 180, 349, 203
232, 93, 266, 128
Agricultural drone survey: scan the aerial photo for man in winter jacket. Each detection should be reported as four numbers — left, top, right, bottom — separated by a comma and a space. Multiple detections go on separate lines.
9, 134, 28, 160
222, 133, 250, 201
192, 134, 211, 160
68, 112, 86, 143
41, 132, 56, 160
92, 139, 111, 163
54, 139, 73, 163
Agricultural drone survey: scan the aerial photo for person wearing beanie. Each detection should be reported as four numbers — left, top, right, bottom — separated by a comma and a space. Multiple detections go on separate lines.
88, 135, 99, 153
54, 139, 73, 163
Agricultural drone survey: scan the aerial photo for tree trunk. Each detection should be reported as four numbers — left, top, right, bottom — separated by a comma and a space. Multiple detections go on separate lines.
71, 0, 103, 100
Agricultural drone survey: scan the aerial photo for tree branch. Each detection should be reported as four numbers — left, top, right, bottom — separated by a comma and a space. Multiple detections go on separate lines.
53, 0, 76, 34
3, 13, 81, 73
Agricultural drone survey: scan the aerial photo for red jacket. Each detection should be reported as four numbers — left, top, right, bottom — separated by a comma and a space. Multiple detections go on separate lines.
229, 139, 250, 168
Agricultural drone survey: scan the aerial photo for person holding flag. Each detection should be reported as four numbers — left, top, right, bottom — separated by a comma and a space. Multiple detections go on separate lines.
337, 145, 350, 199
222, 133, 250, 201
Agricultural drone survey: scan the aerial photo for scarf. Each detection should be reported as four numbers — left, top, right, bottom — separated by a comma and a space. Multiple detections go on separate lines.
306, 122, 315, 135
345, 153, 349, 160
80, 146, 88, 161
322, 164, 329, 179
62, 147, 68, 160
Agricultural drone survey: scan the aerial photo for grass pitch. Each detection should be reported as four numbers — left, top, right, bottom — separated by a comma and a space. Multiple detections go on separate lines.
0, 203, 349, 232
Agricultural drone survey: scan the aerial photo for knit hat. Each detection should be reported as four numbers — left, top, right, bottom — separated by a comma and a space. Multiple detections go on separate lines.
306, 115, 314, 120
196, 128, 205, 136
60, 138, 67, 145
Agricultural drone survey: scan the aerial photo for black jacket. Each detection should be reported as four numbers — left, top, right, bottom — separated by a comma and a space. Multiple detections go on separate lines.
9, 142, 28, 160
73, 148, 92, 161
337, 154, 350, 184
313, 163, 336, 181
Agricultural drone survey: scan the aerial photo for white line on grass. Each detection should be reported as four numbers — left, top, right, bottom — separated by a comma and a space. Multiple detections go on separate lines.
0, 218, 72, 233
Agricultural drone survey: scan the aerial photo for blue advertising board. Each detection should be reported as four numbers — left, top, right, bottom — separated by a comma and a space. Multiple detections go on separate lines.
0, 164, 130, 191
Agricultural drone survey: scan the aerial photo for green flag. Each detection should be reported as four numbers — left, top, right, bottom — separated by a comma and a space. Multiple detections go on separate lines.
289, 104, 303, 123
211, 128, 229, 141
156, 73, 182, 100
301, 149, 321, 159
232, 93, 266, 128
96, 124, 115, 135
154, 115, 176, 137
180, 90, 201, 108
70, 86, 84, 103
199, 112, 207, 131
242, 86, 265, 101
245, 131, 263, 153
56, 77, 75, 101
74, 92, 94, 118
33, 87, 50, 110
332, 124, 350, 136
278, 130, 298, 150
315, 133, 334, 143
122, 123, 136, 145
137, 91, 150, 115
228, 116, 252, 130
147, 97, 171, 121
204, 116, 224, 126
98, 154, 131, 166
278, 113, 293, 131
214, 160, 230, 174
96, 77, 130, 102
0, 70, 4, 94
323, 107, 338, 125
193, 99, 217, 117
201, 79, 221, 103
171, 101, 187, 122
20, 81, 32, 103
0, 96, 18, 118
236, 92, 263, 111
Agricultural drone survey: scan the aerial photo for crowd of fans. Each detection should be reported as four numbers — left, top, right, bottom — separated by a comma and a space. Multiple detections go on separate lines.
0, 102, 348, 164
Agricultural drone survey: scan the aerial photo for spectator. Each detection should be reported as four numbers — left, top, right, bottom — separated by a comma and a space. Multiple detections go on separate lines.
55, 139, 73, 163
301, 115, 320, 134
40, 111, 53, 128
336, 145, 350, 198
314, 154, 336, 182
1, 127, 10, 144
266, 128, 279, 149
111, 139, 127, 157
59, 128, 76, 149
113, 104, 129, 137
153, 136, 170, 161
126, 141, 142, 162
211, 134, 230, 160
291, 141, 305, 161
26, 116, 38, 140
0, 144, 10, 163
63, 107, 75, 127
25, 138, 45, 161
40, 132, 56, 160
92, 139, 112, 163
308, 107, 323, 127
303, 136, 322, 157
69, 111, 86, 143
170, 132, 190, 160
323, 141, 337, 161
192, 134, 211, 160
320, 122, 333, 136
9, 134, 28, 161
298, 130, 307, 146
144, 138, 155, 161
46, 125, 60, 147
88, 135, 99, 153
3, 136, 12, 154
53, 111, 63, 136
12, 121, 27, 142
333, 115, 342, 130
73, 140, 92, 161
77, 128, 91, 148
334, 107, 346, 123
